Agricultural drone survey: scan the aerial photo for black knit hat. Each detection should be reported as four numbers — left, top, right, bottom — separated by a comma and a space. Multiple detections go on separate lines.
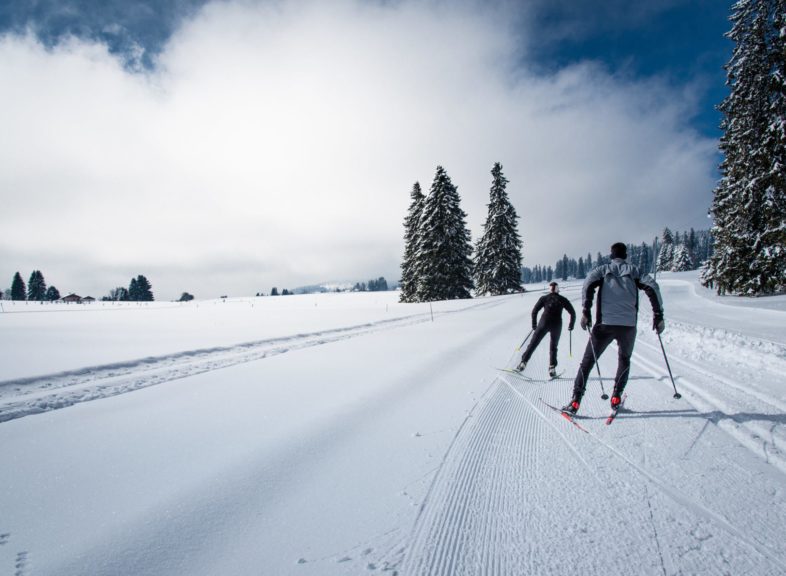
610, 242, 627, 259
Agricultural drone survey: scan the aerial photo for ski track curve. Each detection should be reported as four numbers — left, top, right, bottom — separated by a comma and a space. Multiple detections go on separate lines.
0, 299, 507, 424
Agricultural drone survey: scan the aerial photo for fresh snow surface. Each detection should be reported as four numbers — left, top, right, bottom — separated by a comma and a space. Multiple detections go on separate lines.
1, 273, 785, 575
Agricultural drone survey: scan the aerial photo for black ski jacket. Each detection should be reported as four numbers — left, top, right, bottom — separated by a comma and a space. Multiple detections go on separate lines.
532, 293, 576, 329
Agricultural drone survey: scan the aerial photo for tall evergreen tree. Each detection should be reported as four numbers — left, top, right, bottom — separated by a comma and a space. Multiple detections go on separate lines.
128, 276, 153, 301
135, 275, 154, 301
638, 242, 651, 273
473, 163, 523, 296
11, 272, 26, 301
671, 244, 694, 272
577, 257, 586, 279
416, 166, 474, 301
656, 227, 675, 272
27, 270, 47, 301
400, 182, 426, 302
704, 0, 786, 293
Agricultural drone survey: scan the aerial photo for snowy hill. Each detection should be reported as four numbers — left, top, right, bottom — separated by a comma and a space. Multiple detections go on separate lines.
1, 272, 785, 575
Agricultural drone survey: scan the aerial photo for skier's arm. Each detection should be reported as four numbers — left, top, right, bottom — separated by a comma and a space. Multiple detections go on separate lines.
561, 295, 576, 330
531, 296, 545, 329
636, 274, 663, 315
582, 267, 604, 314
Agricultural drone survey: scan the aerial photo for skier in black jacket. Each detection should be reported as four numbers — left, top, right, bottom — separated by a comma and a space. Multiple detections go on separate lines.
516, 282, 576, 378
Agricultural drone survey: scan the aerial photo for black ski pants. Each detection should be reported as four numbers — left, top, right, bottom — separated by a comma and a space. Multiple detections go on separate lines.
572, 324, 636, 402
521, 319, 562, 367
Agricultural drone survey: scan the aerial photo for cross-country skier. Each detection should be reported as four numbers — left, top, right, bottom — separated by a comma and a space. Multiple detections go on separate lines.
562, 242, 664, 414
516, 281, 576, 378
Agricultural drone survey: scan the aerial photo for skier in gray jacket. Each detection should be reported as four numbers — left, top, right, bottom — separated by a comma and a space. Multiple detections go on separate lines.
562, 242, 664, 414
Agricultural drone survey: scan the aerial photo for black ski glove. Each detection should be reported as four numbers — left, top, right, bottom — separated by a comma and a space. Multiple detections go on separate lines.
532, 320, 537, 331
653, 313, 665, 334
568, 322, 575, 331
580, 309, 591, 331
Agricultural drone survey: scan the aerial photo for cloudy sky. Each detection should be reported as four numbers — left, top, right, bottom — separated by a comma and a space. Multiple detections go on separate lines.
0, 0, 730, 300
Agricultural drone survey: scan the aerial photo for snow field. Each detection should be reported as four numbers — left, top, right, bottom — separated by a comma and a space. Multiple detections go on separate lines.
1, 274, 785, 575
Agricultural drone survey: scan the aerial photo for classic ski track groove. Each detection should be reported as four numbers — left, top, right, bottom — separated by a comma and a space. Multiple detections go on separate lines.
632, 344, 786, 475
0, 299, 508, 424
404, 360, 786, 574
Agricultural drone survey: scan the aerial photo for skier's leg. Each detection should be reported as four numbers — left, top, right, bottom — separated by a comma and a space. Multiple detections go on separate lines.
612, 326, 637, 397
548, 321, 562, 368
521, 324, 548, 363
571, 325, 613, 403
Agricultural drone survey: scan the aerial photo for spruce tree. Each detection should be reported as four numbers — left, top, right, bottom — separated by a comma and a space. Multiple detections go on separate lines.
11, 272, 26, 301
473, 163, 523, 296
638, 242, 651, 273
577, 257, 586, 279
27, 270, 47, 301
704, 0, 786, 293
135, 275, 154, 301
416, 166, 474, 301
656, 227, 675, 272
128, 278, 140, 301
671, 244, 694, 272
400, 182, 426, 302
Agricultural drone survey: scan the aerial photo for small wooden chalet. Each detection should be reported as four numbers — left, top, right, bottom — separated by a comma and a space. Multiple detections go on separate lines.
62, 294, 82, 303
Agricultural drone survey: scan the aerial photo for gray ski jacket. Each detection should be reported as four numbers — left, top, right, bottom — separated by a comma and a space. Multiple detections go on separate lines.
582, 258, 663, 327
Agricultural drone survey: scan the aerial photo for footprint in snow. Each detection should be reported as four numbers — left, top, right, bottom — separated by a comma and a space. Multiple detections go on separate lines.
15, 551, 29, 576
0, 533, 9, 545
337, 556, 352, 563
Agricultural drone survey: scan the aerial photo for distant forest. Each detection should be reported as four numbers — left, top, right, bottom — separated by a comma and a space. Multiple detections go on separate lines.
521, 228, 714, 284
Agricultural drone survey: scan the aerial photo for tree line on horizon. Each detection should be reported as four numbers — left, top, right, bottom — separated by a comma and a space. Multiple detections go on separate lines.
3, 271, 60, 302
2, 271, 157, 302
522, 228, 714, 284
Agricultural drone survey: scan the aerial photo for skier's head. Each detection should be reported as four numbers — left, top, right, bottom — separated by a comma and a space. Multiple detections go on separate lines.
549, 281, 559, 293
610, 242, 627, 260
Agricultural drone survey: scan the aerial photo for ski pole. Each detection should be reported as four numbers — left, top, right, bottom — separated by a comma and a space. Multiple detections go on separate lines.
569, 330, 572, 358
516, 329, 534, 351
587, 325, 609, 400
657, 332, 682, 399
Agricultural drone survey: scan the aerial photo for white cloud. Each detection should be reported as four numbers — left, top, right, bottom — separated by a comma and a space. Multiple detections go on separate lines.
0, 0, 717, 299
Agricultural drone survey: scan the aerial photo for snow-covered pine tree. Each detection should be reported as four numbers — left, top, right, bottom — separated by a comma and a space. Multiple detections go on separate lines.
671, 244, 694, 272
473, 163, 523, 296
704, 0, 786, 294
27, 270, 47, 301
638, 242, 651, 273
399, 182, 425, 303
577, 257, 586, 279
416, 166, 474, 301
11, 272, 26, 301
656, 227, 674, 272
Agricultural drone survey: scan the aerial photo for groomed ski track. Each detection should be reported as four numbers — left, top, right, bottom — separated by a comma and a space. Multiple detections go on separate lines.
403, 280, 786, 576
1, 279, 785, 575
